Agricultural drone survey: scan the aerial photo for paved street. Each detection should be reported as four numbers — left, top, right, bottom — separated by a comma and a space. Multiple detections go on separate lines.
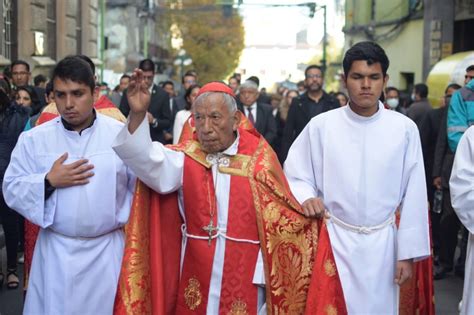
0, 263, 466, 315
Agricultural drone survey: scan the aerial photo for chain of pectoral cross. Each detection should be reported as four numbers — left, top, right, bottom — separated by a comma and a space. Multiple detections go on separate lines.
202, 165, 219, 246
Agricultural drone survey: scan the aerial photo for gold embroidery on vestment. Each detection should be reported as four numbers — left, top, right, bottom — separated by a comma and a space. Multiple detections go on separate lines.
325, 304, 338, 315
324, 259, 336, 277
184, 277, 202, 310
228, 299, 249, 315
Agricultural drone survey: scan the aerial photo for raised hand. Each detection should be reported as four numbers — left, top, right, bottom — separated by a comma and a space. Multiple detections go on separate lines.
46, 152, 94, 188
127, 68, 151, 114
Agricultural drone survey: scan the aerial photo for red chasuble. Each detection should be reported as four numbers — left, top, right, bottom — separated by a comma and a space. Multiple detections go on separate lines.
23, 96, 126, 290
114, 115, 348, 315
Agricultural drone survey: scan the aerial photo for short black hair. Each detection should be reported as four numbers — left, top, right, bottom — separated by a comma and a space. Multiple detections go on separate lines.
466, 65, 474, 73
34, 74, 47, 86
76, 55, 96, 75
414, 83, 428, 98
445, 83, 462, 94
120, 74, 131, 80
184, 84, 201, 110
342, 41, 389, 77
161, 80, 174, 88
139, 59, 155, 73
247, 76, 260, 87
51, 56, 95, 93
385, 86, 399, 95
11, 60, 30, 72
182, 72, 196, 84
304, 65, 324, 78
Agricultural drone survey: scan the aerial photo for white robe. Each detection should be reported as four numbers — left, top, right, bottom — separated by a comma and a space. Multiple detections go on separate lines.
2, 114, 135, 315
113, 117, 266, 314
284, 103, 430, 315
449, 126, 474, 315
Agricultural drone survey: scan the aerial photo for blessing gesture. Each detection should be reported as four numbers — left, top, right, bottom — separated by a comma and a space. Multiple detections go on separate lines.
127, 68, 151, 133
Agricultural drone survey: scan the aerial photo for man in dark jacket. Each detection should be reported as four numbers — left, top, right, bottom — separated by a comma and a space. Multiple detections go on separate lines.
237, 80, 277, 145
120, 59, 171, 143
432, 83, 463, 280
279, 65, 339, 162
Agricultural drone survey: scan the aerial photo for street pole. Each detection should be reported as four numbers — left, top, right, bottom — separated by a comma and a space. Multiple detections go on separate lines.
321, 4, 327, 73
144, 21, 149, 59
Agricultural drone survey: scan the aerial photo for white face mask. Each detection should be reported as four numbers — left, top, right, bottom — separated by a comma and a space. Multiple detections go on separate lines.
386, 98, 399, 109
411, 93, 416, 101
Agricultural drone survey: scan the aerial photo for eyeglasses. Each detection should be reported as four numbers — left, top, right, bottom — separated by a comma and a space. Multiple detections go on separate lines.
465, 75, 474, 81
306, 74, 322, 79
184, 80, 196, 84
445, 94, 452, 99
12, 71, 29, 76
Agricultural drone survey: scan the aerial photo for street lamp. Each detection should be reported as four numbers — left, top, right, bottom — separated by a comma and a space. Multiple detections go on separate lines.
174, 49, 193, 80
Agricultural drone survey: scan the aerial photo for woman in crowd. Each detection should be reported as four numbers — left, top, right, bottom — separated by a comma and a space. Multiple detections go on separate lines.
0, 86, 29, 289
15, 85, 43, 117
173, 84, 201, 144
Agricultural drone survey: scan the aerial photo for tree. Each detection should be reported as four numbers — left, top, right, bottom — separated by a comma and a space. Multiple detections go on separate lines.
165, 0, 245, 83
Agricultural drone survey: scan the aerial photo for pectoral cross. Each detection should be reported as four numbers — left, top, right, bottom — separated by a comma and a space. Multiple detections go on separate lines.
202, 219, 218, 247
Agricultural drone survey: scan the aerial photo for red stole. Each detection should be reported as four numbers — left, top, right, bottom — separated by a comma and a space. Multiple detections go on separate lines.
176, 136, 260, 314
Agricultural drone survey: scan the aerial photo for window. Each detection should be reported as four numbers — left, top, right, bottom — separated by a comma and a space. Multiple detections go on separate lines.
1, 0, 13, 60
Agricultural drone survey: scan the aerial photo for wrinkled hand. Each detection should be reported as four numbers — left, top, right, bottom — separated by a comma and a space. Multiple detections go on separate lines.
394, 259, 413, 286
46, 153, 94, 188
433, 177, 442, 190
301, 197, 327, 219
127, 69, 151, 114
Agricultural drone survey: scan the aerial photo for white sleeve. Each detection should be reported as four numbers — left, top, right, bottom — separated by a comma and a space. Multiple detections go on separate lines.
113, 116, 184, 194
450, 127, 474, 234
2, 132, 57, 227
397, 125, 431, 261
172, 111, 184, 145
283, 124, 318, 204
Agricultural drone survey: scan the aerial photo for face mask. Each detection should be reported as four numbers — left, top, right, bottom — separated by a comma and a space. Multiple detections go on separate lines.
100, 90, 108, 96
411, 94, 416, 101
386, 98, 399, 109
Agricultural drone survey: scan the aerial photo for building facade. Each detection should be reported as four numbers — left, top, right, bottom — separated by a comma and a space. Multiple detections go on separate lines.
343, 0, 474, 93
0, 0, 99, 78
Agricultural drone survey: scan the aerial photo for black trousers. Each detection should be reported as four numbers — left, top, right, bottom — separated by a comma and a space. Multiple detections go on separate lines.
0, 193, 19, 270
438, 189, 462, 270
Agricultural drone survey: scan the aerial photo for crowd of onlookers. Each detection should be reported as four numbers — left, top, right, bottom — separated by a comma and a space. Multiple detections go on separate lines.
0, 55, 473, 293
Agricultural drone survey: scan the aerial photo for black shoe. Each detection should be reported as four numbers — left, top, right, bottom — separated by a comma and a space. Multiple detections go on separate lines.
434, 267, 451, 280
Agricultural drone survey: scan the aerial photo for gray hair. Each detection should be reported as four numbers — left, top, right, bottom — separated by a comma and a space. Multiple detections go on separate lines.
239, 80, 258, 91
194, 91, 237, 113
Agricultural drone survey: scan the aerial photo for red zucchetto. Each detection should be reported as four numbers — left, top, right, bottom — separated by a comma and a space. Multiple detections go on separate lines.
196, 81, 235, 98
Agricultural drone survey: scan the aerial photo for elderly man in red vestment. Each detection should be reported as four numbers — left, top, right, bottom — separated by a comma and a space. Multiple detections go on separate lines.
112, 71, 347, 315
